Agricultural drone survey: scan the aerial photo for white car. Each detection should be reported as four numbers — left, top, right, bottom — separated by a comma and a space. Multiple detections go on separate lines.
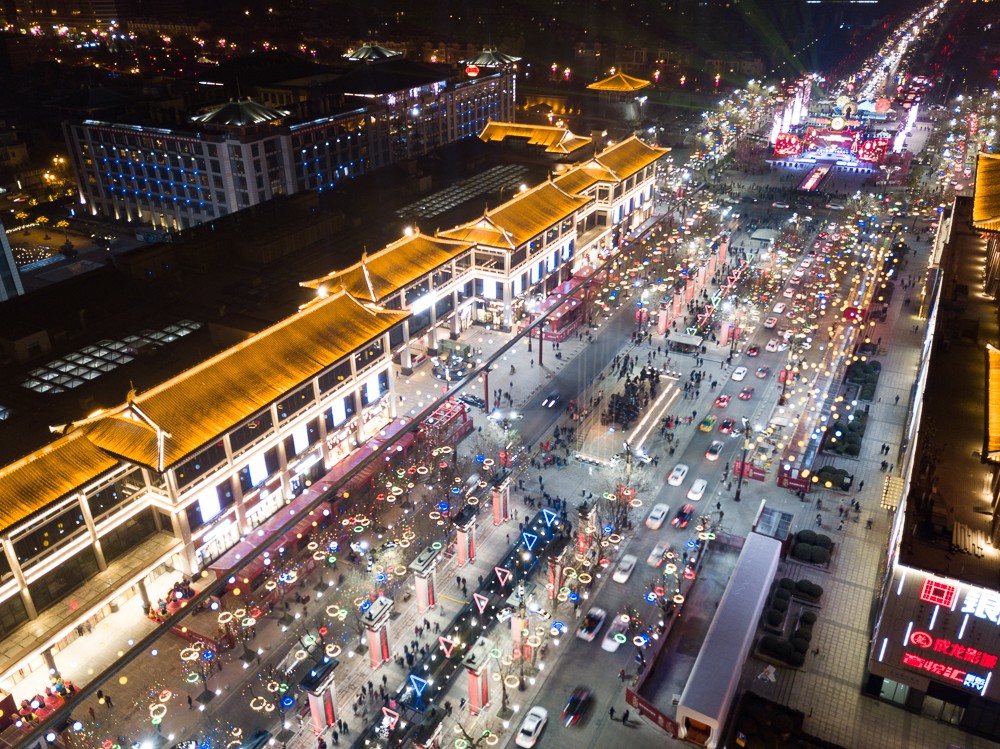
612, 554, 638, 583
687, 478, 708, 501
576, 607, 607, 641
731, 366, 748, 381
515, 706, 548, 748
763, 317, 777, 329
646, 542, 671, 567
765, 338, 779, 352
773, 303, 786, 314
783, 288, 795, 298
667, 464, 689, 486
601, 613, 631, 652
645, 503, 670, 530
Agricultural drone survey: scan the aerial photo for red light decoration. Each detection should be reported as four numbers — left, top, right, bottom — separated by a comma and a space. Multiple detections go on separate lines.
919, 578, 957, 608
465, 65, 480, 78
902, 652, 968, 683
773, 133, 801, 157
857, 138, 890, 164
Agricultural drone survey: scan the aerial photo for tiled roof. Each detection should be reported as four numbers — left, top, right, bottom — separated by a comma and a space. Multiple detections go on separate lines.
479, 122, 592, 154
594, 136, 669, 180
300, 233, 474, 302
973, 153, 1000, 233
586, 72, 651, 92
553, 163, 618, 195
75, 291, 407, 470
190, 99, 289, 127
439, 182, 591, 249
0, 433, 118, 533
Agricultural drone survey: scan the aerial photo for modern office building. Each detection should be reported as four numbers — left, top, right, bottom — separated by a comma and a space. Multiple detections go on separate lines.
0, 135, 665, 704
63, 62, 515, 233
0, 219, 23, 302
864, 156, 1000, 739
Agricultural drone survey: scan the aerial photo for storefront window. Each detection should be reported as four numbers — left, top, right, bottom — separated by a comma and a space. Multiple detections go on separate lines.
0, 594, 28, 638
318, 360, 352, 394
284, 418, 320, 458
87, 467, 146, 520
354, 340, 384, 371
99, 508, 157, 563
361, 370, 389, 407
229, 409, 275, 454
174, 441, 227, 490
324, 393, 357, 431
277, 383, 315, 422
28, 547, 99, 614
185, 484, 235, 533
238, 446, 281, 494
13, 503, 89, 566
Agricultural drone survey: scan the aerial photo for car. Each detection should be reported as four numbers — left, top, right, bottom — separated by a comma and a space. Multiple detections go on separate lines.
706, 440, 725, 461
612, 554, 638, 583
668, 463, 689, 485
496, 607, 514, 623
740, 387, 756, 401
763, 316, 778, 329
783, 288, 795, 298
718, 417, 736, 434
714, 394, 731, 408
765, 338, 779, 352
458, 393, 486, 409
541, 391, 561, 408
601, 613, 631, 652
793, 269, 805, 278
687, 478, 708, 501
746, 345, 760, 357
646, 542, 671, 567
754, 367, 770, 379
731, 366, 748, 381
698, 415, 717, 432
575, 607, 607, 641
562, 687, 593, 726
772, 201, 790, 208
773, 303, 786, 314
826, 202, 845, 210
515, 706, 548, 748
672, 503, 696, 529
645, 503, 670, 529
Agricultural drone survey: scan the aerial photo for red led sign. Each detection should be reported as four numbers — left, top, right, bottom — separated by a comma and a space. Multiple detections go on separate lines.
902, 652, 968, 683
919, 578, 956, 608
908, 631, 999, 669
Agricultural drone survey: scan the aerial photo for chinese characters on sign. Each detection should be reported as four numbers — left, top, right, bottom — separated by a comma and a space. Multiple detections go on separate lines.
919, 578, 957, 608
909, 631, 999, 668
962, 588, 1000, 625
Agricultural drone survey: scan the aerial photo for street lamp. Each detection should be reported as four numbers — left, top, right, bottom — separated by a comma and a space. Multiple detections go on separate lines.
733, 417, 753, 503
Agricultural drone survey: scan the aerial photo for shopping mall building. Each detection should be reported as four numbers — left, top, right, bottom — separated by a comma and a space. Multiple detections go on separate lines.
0, 134, 664, 699
864, 154, 1000, 739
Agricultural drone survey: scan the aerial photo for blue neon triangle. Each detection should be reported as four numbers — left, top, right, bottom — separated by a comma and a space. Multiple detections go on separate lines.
409, 674, 427, 696
541, 508, 558, 526
521, 531, 538, 551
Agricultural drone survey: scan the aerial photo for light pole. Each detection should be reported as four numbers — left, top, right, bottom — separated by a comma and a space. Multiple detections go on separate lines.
733, 417, 753, 503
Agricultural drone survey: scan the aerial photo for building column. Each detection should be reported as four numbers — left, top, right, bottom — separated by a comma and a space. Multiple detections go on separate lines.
450, 291, 461, 340
466, 660, 491, 716
42, 648, 58, 675
3, 539, 36, 619
455, 517, 476, 567
400, 319, 414, 376
137, 578, 152, 610
77, 495, 107, 572
502, 282, 513, 331
426, 302, 439, 356
230, 474, 249, 535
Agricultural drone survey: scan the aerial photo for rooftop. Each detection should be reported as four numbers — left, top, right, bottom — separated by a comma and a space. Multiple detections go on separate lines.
478, 122, 592, 154
300, 233, 474, 302
898, 196, 1000, 588
972, 153, 1000, 233
190, 99, 290, 128
586, 71, 652, 93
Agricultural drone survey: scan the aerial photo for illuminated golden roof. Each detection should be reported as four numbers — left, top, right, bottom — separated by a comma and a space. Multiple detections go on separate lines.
553, 163, 618, 195
586, 72, 651, 92
594, 136, 669, 180
76, 291, 407, 470
479, 122, 592, 154
439, 182, 591, 249
985, 344, 1000, 462
0, 433, 118, 533
301, 233, 474, 302
973, 153, 1000, 233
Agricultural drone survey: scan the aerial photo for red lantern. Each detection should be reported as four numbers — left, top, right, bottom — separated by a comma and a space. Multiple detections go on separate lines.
465, 65, 480, 77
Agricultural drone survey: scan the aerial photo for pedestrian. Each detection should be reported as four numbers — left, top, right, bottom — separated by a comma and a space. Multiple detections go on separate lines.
622, 709, 630, 724
618, 668, 626, 681
104, 693, 113, 709
609, 706, 616, 720
382, 674, 388, 688
188, 694, 193, 709
858, 480, 865, 492
816, 513, 822, 526
460, 697, 466, 710
894, 394, 900, 405
332, 731, 339, 746
838, 519, 844, 531
88, 706, 96, 722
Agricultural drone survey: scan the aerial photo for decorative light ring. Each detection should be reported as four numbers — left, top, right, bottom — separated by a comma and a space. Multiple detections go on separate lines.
629, 498, 643, 508
326, 605, 340, 617
439, 446, 453, 455
578, 573, 592, 585
325, 644, 342, 658
250, 696, 269, 711
416, 466, 429, 475
613, 633, 627, 644
556, 592, 568, 602
483, 459, 495, 467
353, 597, 365, 607
405, 532, 418, 541
429, 511, 441, 520
602, 492, 616, 500
264, 581, 278, 592
600, 540, 609, 548
436, 520, 445, 526
698, 532, 709, 541
307, 542, 319, 551
158, 689, 172, 703
632, 636, 647, 647
285, 571, 298, 584
313, 550, 327, 561
341, 518, 352, 527
217, 611, 234, 625
266, 680, 280, 693
695, 524, 705, 533
491, 672, 501, 682
180, 647, 200, 661
485, 733, 500, 746
467, 496, 479, 506
353, 525, 365, 533
398, 539, 410, 548
478, 481, 488, 488
504, 675, 520, 688
664, 563, 677, 575
392, 487, 404, 496
563, 568, 577, 579
673, 594, 686, 605
148, 703, 167, 720
242, 617, 257, 628
608, 534, 622, 545
394, 565, 407, 576
185, 672, 200, 683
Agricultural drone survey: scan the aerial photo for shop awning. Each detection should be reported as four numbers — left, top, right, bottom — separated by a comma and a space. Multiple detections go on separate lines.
667, 332, 703, 347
